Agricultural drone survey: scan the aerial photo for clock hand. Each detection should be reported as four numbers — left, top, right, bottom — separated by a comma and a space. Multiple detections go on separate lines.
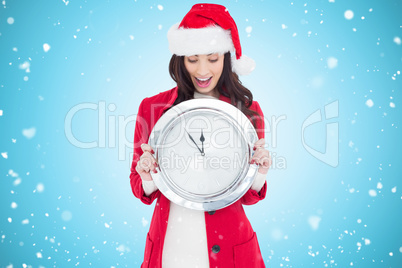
185, 130, 203, 154
200, 129, 205, 154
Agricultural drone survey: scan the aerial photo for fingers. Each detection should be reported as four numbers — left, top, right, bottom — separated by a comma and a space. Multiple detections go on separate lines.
139, 143, 157, 172
251, 144, 272, 172
141, 143, 155, 154
136, 164, 153, 181
136, 144, 158, 181
138, 152, 158, 171
251, 149, 270, 166
253, 138, 265, 150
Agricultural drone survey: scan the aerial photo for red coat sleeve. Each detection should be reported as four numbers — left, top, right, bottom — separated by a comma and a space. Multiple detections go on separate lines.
129, 98, 161, 205
241, 100, 268, 205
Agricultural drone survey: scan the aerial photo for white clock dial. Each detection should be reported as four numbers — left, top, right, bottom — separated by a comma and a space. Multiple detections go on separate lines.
159, 111, 247, 196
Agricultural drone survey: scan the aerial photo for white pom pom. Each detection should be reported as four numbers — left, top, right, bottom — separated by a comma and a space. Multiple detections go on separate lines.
231, 55, 256, 75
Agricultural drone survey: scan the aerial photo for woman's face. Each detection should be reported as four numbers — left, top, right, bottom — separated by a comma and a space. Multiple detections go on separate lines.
184, 53, 224, 98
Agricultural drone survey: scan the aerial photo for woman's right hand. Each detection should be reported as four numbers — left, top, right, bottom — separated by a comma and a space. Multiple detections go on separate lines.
135, 144, 158, 181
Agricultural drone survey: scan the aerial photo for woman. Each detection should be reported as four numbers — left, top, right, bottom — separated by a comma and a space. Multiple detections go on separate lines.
130, 4, 271, 268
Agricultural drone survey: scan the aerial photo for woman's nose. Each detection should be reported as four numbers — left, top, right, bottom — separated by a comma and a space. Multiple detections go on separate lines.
197, 60, 209, 76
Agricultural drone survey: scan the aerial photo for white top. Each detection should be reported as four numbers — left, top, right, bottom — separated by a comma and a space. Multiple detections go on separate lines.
142, 91, 267, 267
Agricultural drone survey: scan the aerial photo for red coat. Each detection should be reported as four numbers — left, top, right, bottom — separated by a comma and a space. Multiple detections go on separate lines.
130, 87, 267, 268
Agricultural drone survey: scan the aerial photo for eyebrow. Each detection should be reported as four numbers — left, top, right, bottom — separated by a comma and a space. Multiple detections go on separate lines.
193, 53, 214, 57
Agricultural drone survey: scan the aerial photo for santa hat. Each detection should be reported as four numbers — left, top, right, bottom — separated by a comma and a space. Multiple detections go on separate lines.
167, 3, 255, 75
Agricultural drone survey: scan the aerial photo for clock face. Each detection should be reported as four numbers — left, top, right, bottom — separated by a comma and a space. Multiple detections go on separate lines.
158, 110, 248, 197
149, 99, 258, 211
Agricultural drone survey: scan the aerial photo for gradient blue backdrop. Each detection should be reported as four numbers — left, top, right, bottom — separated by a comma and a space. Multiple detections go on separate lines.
1, 0, 401, 267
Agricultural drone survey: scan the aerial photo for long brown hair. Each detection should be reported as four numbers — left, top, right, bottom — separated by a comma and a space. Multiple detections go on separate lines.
168, 52, 260, 128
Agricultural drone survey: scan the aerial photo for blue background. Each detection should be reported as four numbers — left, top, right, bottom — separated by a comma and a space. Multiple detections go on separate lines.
1, 0, 401, 267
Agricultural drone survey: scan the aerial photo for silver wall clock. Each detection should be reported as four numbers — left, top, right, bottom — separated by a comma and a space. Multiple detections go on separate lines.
149, 99, 259, 211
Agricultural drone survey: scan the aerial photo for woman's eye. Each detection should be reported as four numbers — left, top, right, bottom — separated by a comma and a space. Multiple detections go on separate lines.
209, 59, 218, 63
188, 58, 197, 63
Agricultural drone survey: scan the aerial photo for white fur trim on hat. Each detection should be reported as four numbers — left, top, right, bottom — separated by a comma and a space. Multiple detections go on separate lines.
167, 23, 235, 56
231, 55, 256, 76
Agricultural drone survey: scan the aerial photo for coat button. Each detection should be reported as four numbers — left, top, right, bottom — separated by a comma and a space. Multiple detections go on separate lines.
212, 245, 220, 253
208, 210, 216, 215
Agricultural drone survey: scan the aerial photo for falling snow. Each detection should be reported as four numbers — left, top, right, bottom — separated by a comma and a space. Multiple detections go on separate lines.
308, 215, 321, 230
142, 217, 149, 227
365, 99, 374, 107
344, 10, 354, 20
327, 57, 338, 69
22, 127, 36, 139
43, 43, 51, 52
368, 189, 377, 197
61, 210, 72, 221
36, 183, 45, 193
1, 1, 401, 267
377, 182, 383, 189
19, 61, 30, 73
8, 169, 18, 177
7, 17, 14, 24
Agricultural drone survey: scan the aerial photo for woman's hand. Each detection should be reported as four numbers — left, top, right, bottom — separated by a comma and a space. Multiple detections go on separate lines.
135, 144, 158, 181
251, 138, 272, 174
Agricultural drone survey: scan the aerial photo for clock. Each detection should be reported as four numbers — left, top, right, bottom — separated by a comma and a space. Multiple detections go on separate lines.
149, 99, 258, 211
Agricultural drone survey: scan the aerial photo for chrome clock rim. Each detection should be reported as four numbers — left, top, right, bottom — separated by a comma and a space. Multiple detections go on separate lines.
149, 99, 259, 211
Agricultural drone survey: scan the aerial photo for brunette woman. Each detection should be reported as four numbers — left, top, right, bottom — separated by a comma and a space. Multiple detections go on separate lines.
130, 4, 271, 268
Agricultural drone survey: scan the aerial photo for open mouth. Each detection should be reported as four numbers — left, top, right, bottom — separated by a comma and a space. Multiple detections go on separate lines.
195, 77, 212, 88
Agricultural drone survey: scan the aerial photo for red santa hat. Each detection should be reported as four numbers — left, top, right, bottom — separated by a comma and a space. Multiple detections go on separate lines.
167, 3, 255, 75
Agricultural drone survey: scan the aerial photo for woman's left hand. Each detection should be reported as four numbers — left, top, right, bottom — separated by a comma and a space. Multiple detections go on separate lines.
251, 138, 272, 174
